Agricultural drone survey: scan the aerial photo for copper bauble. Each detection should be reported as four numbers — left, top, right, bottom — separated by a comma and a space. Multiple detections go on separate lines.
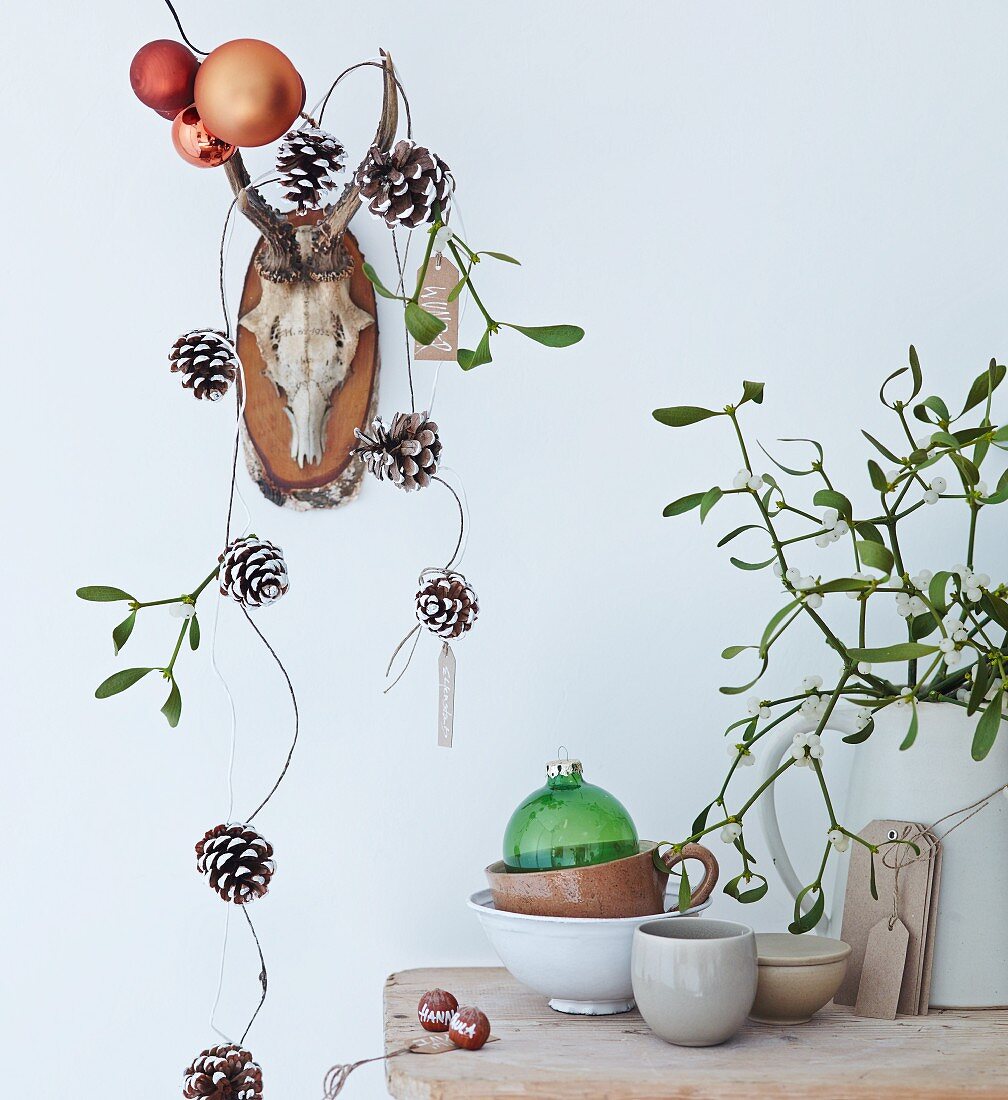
194, 39, 304, 148
130, 39, 200, 120
417, 988, 459, 1033
171, 105, 236, 168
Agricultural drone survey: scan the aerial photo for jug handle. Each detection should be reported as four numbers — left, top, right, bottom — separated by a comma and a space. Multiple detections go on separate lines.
756, 705, 859, 920
659, 843, 720, 912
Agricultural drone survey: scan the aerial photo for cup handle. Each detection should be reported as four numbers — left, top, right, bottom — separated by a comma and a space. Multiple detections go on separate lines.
660, 842, 719, 912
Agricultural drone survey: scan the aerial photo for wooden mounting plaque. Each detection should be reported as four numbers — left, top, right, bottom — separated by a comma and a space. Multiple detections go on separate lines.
236, 219, 380, 510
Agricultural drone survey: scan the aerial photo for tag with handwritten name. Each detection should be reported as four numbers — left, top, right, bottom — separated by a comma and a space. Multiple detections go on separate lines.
438, 642, 456, 748
415, 255, 460, 362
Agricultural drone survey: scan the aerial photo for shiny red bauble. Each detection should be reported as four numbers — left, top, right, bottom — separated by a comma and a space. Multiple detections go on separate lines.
194, 39, 305, 148
130, 39, 200, 120
171, 105, 236, 168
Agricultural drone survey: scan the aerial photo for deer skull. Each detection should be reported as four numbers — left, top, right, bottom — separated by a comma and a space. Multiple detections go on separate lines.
239, 228, 374, 467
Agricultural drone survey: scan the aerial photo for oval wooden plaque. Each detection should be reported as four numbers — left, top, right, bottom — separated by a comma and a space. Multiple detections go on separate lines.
236, 217, 379, 510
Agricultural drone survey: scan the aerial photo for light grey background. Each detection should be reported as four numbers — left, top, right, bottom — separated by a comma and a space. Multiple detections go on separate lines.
3, 1, 1006, 1095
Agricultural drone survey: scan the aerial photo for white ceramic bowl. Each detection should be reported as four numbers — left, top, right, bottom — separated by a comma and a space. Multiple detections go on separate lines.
468, 888, 712, 1015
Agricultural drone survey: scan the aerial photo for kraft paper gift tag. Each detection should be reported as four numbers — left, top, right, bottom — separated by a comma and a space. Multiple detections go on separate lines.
835, 819, 933, 1014
413, 254, 460, 362
917, 830, 943, 1013
855, 917, 910, 1019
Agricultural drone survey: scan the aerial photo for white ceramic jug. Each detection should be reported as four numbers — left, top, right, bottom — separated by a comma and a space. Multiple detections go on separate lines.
758, 702, 1008, 1007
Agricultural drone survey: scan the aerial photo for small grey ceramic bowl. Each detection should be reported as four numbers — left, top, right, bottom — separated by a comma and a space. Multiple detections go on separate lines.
750, 932, 851, 1024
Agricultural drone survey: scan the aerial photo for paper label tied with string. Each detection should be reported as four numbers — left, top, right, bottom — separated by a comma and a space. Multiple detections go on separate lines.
414, 254, 460, 361
438, 642, 456, 748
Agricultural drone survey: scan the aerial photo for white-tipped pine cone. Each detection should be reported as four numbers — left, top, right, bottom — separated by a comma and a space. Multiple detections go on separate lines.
352, 412, 441, 492
183, 1043, 263, 1100
169, 330, 239, 402
219, 536, 289, 608
416, 571, 479, 640
195, 823, 275, 905
355, 140, 454, 228
277, 126, 346, 215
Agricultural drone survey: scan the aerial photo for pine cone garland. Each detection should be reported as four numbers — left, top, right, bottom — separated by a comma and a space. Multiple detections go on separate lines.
195, 823, 275, 905
277, 126, 346, 215
219, 536, 289, 608
416, 571, 479, 640
352, 412, 442, 492
183, 1043, 263, 1100
355, 139, 454, 229
169, 330, 239, 402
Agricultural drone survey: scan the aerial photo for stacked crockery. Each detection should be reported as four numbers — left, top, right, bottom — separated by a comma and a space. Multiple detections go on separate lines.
469, 756, 719, 1014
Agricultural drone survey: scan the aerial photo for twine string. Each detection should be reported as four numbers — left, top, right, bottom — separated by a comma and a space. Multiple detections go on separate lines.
322, 1048, 412, 1098
242, 607, 301, 823
313, 60, 413, 138
391, 232, 416, 413
160, 0, 208, 55
239, 905, 268, 1045
878, 783, 1008, 927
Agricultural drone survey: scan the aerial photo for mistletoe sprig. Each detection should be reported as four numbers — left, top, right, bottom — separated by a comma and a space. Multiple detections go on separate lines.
652, 348, 1008, 932
363, 211, 584, 368
76, 564, 218, 728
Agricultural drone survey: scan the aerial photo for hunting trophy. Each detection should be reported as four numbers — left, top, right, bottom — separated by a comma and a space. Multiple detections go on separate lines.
226, 51, 398, 509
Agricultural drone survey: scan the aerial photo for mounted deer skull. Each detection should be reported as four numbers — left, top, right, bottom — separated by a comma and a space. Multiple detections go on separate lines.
225, 51, 399, 508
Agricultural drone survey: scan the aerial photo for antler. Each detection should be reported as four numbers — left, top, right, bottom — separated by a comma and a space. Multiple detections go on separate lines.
310, 49, 399, 275
224, 153, 300, 282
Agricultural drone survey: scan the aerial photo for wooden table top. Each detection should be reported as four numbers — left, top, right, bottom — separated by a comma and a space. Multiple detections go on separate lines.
383, 967, 1008, 1099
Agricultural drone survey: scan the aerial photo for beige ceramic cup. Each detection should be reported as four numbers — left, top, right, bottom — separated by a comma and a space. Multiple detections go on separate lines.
485, 841, 719, 919
631, 918, 757, 1046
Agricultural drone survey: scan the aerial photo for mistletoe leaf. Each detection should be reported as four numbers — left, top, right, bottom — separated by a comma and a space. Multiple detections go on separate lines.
723, 872, 769, 903
856, 539, 894, 575
503, 323, 584, 347
457, 328, 492, 370
899, 702, 919, 750
189, 615, 201, 651
740, 380, 765, 406
112, 612, 136, 656
972, 689, 1004, 761
849, 643, 938, 663
867, 459, 888, 492
699, 486, 723, 523
160, 678, 182, 728
813, 489, 853, 520
77, 586, 135, 603
362, 262, 401, 299
663, 492, 705, 517
95, 667, 155, 699
653, 405, 722, 428
405, 302, 447, 346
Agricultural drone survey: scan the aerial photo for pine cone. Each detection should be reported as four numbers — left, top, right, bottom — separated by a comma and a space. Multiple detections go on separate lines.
183, 1043, 263, 1100
219, 536, 289, 608
355, 139, 454, 229
195, 823, 275, 905
352, 412, 442, 492
277, 126, 346, 215
169, 330, 239, 402
416, 571, 479, 640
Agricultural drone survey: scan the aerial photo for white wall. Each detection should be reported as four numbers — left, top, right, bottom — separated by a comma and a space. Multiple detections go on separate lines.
4, 1, 1007, 1095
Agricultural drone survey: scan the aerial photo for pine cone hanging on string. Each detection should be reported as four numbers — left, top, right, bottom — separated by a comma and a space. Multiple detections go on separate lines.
183, 1043, 263, 1100
355, 139, 454, 229
277, 126, 346, 215
219, 535, 290, 608
352, 412, 442, 491
195, 823, 275, 905
416, 571, 479, 640
169, 330, 239, 402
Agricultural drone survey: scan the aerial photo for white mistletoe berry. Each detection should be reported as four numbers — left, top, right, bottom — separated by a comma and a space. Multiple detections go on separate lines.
924, 489, 939, 505
828, 828, 850, 853
733, 469, 752, 490
747, 474, 764, 492
802, 675, 823, 692
806, 593, 824, 609
170, 601, 196, 619
930, 476, 947, 494
720, 822, 742, 844
858, 661, 873, 675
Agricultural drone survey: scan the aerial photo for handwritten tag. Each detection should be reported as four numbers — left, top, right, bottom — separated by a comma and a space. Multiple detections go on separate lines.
855, 917, 910, 1019
410, 1033, 499, 1055
414, 255, 460, 361
437, 642, 456, 748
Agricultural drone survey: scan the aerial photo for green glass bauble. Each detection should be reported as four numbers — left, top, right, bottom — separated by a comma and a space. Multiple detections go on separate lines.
502, 756, 639, 870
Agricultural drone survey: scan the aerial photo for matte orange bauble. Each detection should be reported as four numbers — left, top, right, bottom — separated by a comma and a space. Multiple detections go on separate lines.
130, 39, 200, 120
171, 105, 237, 168
194, 39, 304, 148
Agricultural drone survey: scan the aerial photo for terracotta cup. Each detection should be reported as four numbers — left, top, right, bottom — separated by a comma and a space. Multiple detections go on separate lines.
485, 841, 719, 919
